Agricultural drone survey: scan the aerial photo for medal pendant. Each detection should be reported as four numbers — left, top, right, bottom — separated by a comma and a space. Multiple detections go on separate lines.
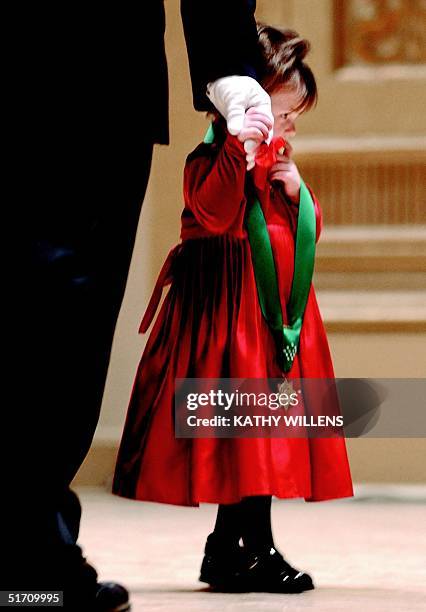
277, 378, 296, 410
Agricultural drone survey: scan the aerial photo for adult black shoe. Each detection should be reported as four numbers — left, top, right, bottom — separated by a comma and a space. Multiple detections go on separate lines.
242, 546, 315, 594
199, 532, 247, 591
58, 558, 130, 611
94, 581, 131, 611
64, 577, 131, 611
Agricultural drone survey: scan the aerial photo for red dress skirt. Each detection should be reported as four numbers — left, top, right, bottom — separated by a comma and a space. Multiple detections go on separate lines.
112, 129, 354, 506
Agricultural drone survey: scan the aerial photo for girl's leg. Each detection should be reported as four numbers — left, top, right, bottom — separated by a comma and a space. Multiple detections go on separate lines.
199, 502, 244, 587
239, 495, 275, 551
212, 502, 243, 548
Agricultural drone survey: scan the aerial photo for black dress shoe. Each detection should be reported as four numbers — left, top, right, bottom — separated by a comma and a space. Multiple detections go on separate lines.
242, 546, 314, 594
63, 578, 130, 611
199, 533, 246, 591
94, 582, 131, 611
199, 536, 314, 594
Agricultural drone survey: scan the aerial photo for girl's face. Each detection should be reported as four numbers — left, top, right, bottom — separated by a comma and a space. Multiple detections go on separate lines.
270, 87, 304, 140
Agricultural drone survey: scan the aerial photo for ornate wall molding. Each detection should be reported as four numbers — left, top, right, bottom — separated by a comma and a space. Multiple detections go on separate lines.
335, 0, 426, 69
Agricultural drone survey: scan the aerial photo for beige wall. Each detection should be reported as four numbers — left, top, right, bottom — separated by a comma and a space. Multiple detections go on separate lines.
85, 1, 426, 485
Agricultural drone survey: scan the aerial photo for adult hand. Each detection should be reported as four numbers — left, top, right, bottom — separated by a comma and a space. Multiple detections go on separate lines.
268, 142, 301, 204
206, 76, 273, 142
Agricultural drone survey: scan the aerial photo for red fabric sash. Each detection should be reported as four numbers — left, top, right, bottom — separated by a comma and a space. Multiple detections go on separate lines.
138, 244, 183, 333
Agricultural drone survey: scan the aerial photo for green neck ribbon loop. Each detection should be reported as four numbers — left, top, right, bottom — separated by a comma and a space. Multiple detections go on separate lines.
203, 123, 316, 373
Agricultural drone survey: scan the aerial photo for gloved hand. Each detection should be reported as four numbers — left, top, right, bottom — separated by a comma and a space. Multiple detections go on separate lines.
206, 76, 273, 166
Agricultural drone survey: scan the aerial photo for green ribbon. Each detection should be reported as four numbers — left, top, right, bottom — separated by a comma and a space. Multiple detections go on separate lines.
204, 123, 316, 373
203, 123, 215, 145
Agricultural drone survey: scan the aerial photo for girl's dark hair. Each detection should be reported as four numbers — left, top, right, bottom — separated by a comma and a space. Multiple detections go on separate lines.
256, 24, 318, 112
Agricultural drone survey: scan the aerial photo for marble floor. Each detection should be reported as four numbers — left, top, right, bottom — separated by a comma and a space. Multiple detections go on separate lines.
77, 486, 426, 612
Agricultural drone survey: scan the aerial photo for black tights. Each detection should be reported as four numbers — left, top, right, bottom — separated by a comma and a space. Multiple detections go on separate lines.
213, 495, 274, 552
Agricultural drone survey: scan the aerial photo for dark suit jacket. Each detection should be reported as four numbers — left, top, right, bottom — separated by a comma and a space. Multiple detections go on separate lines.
135, 0, 262, 143
24, 0, 262, 240
23, 1, 260, 147
181, 0, 261, 117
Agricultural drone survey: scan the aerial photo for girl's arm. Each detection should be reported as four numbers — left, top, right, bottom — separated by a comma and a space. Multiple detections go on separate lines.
183, 133, 248, 233
184, 109, 272, 233
268, 148, 323, 244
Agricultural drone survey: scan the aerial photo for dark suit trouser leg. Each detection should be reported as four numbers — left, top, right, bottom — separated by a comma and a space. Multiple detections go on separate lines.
7, 139, 153, 590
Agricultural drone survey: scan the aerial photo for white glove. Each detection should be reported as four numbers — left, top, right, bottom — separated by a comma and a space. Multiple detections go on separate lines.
206, 76, 273, 148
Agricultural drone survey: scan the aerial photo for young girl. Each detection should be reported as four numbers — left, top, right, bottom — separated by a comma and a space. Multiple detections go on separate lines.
113, 25, 353, 593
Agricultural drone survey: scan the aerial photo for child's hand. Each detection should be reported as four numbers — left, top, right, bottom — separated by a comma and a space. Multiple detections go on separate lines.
237, 107, 272, 146
237, 107, 273, 170
268, 142, 301, 204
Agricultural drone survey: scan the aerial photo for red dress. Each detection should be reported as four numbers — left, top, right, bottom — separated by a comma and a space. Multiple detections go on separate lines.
112, 125, 354, 506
